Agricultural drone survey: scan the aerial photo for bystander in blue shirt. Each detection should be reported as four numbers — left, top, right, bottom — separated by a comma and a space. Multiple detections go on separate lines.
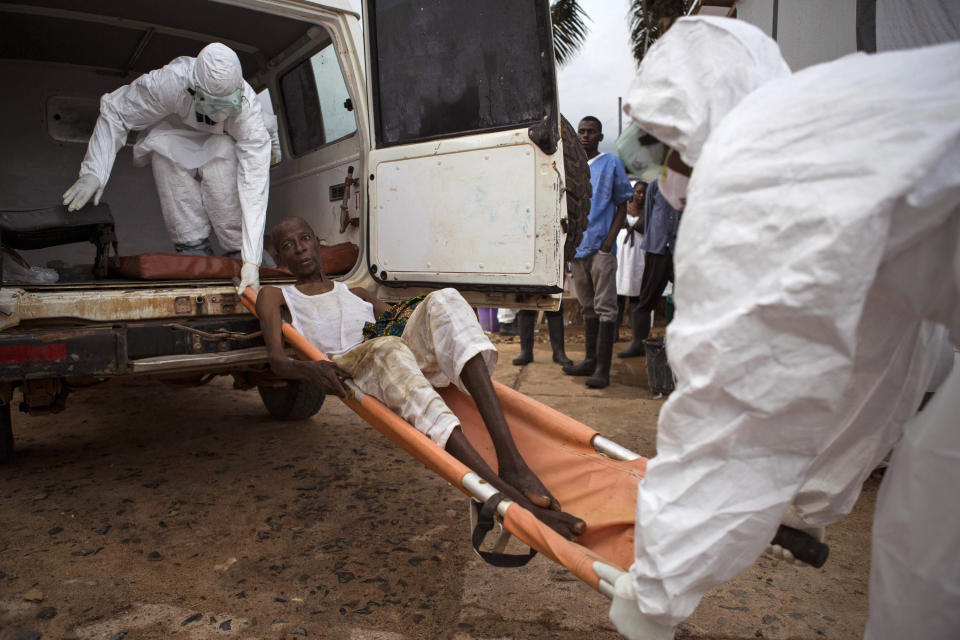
575, 153, 634, 259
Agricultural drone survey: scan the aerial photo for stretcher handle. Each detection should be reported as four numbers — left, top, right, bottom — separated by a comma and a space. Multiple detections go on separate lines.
471, 493, 537, 568
772, 525, 829, 568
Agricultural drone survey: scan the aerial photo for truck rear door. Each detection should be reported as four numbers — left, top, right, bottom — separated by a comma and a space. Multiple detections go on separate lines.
362, 0, 565, 300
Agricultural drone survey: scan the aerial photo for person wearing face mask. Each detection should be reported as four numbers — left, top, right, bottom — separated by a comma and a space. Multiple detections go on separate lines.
609, 12, 960, 640
61, 42, 272, 294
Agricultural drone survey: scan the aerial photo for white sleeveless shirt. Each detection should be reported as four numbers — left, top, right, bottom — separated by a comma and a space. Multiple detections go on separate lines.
281, 281, 376, 356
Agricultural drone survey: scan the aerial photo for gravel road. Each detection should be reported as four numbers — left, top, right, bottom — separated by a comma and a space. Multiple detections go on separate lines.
0, 331, 874, 639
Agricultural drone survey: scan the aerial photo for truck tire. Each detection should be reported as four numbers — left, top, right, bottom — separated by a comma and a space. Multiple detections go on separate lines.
257, 381, 325, 421
0, 403, 13, 463
560, 114, 592, 263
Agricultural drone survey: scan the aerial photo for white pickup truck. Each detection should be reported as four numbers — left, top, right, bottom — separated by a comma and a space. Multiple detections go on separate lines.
0, 0, 590, 460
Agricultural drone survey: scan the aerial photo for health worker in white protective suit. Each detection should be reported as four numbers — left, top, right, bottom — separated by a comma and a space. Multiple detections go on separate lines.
62, 42, 277, 294
607, 12, 960, 640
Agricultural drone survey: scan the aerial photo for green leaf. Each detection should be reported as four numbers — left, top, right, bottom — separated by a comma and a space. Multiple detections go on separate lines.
628, 0, 693, 66
550, 0, 590, 66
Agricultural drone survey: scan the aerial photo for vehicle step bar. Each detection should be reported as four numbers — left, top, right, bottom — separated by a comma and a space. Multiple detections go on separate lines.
130, 346, 268, 374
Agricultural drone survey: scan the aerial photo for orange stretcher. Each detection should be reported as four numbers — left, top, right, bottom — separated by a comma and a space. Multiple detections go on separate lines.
240, 289, 828, 599
241, 288, 644, 595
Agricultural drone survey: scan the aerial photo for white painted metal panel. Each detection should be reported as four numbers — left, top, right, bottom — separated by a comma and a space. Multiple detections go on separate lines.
358, 0, 564, 299
374, 145, 536, 274
366, 127, 565, 290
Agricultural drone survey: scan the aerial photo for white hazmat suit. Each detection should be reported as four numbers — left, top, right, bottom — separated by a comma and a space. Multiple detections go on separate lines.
64, 43, 271, 293
613, 15, 960, 640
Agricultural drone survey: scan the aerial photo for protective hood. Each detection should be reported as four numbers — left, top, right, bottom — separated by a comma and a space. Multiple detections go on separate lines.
622, 16, 790, 166
195, 42, 243, 96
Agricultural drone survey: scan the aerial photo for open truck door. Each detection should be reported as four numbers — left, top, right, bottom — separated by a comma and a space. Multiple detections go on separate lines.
361, 0, 587, 307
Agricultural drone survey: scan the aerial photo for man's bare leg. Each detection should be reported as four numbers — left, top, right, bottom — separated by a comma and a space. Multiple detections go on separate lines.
458, 355, 585, 537
445, 427, 585, 539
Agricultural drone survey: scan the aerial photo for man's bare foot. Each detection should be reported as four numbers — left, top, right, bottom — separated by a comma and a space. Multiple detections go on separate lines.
528, 504, 587, 541
483, 466, 586, 539
498, 459, 562, 511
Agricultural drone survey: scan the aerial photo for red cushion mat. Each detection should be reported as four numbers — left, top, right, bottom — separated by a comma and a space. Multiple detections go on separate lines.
110, 242, 359, 280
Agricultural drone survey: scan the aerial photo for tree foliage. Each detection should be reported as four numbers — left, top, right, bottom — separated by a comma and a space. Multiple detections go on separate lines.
551, 0, 590, 66
628, 0, 693, 66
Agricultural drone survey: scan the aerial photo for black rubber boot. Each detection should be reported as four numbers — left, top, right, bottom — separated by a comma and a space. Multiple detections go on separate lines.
614, 296, 626, 342
547, 311, 573, 367
618, 303, 651, 358
512, 310, 535, 366
563, 317, 599, 376
586, 321, 616, 388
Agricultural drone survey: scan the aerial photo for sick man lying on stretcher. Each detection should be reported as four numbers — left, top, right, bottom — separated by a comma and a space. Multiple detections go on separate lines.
256, 217, 586, 539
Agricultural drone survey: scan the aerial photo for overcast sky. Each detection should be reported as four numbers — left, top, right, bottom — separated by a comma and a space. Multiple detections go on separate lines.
346, 0, 639, 154
556, 0, 639, 154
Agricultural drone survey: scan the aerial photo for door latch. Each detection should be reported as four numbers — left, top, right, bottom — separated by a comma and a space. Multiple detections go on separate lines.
339, 165, 360, 233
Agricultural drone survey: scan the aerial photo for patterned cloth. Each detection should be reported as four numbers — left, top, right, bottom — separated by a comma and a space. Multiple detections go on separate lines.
333, 289, 497, 449
362, 295, 425, 340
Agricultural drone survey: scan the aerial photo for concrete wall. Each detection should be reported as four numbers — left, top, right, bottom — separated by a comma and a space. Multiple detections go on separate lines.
738, 0, 858, 70
737, 0, 776, 38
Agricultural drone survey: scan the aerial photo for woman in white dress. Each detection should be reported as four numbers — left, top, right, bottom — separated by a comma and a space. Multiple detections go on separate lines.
616, 181, 648, 357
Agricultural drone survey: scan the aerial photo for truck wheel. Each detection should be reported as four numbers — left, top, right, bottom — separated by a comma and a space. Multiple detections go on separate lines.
257, 381, 325, 421
560, 114, 592, 263
0, 403, 13, 463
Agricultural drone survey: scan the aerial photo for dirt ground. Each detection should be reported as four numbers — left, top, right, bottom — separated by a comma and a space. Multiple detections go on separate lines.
0, 325, 876, 640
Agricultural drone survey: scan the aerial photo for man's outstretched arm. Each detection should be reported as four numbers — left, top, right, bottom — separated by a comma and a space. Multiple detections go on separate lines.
256, 286, 351, 397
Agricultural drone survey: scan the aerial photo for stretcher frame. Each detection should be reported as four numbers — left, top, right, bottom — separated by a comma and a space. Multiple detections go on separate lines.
241, 288, 828, 600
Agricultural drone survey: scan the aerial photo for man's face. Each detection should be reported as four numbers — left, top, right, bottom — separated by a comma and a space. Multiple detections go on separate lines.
273, 219, 323, 278
578, 120, 602, 154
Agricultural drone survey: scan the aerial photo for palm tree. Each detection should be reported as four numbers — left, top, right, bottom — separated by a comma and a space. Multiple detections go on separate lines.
628, 0, 692, 65
551, 0, 590, 66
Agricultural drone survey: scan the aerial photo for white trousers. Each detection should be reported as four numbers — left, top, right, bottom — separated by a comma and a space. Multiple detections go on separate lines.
333, 289, 498, 449
865, 351, 960, 640
151, 153, 242, 252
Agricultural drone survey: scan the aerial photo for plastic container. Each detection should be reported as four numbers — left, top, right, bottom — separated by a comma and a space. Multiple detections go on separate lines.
477, 308, 499, 333
644, 338, 675, 395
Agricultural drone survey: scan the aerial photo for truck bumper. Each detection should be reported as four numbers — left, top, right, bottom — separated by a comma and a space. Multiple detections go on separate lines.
0, 316, 265, 380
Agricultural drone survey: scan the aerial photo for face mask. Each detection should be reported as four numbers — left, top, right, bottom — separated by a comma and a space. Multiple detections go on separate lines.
194, 86, 243, 121
659, 167, 689, 211
206, 111, 230, 124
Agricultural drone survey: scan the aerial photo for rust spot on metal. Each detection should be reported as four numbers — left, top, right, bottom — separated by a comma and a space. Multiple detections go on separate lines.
10, 286, 253, 327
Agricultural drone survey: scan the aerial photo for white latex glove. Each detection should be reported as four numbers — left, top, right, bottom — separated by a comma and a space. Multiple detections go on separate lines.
269, 130, 282, 166
236, 261, 260, 296
608, 573, 676, 640
62, 174, 103, 212
766, 505, 826, 566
